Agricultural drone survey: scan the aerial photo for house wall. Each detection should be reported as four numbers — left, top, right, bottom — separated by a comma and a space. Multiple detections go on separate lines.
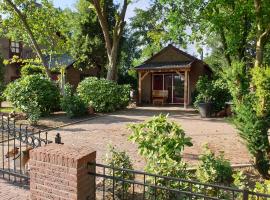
66, 66, 101, 87
189, 61, 212, 103
0, 38, 36, 84
149, 48, 191, 63
141, 73, 151, 103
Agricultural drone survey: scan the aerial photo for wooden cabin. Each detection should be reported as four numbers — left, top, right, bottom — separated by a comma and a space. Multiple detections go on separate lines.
135, 44, 212, 108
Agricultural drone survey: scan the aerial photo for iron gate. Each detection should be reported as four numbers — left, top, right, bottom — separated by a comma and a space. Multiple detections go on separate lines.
0, 115, 52, 185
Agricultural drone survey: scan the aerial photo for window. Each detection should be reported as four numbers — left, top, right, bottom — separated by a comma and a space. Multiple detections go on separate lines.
10, 41, 21, 54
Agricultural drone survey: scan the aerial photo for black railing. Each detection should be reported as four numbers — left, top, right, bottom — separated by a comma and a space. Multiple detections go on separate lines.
88, 162, 270, 200
0, 115, 52, 185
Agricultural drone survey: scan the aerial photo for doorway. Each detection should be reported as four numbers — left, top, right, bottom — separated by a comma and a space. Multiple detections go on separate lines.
152, 73, 185, 104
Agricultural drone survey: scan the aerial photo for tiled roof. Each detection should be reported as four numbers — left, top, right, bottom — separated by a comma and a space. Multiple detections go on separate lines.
135, 61, 192, 70
46, 54, 74, 69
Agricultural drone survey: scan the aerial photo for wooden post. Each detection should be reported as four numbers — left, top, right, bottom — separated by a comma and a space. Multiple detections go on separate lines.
184, 70, 188, 109
138, 71, 142, 105
187, 71, 190, 105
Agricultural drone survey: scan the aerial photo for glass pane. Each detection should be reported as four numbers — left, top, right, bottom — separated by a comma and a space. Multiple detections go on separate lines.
173, 74, 184, 103
15, 43, 20, 47
164, 75, 173, 103
153, 75, 163, 90
16, 49, 20, 53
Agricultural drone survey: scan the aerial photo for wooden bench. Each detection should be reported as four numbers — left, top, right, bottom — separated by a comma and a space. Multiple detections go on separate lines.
152, 90, 168, 105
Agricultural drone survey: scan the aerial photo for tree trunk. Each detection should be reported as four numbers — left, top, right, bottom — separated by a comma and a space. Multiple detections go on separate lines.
4, 0, 51, 78
255, 37, 264, 67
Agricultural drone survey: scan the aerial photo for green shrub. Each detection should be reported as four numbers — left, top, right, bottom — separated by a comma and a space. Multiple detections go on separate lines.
253, 180, 270, 198
225, 62, 270, 179
77, 77, 130, 112
4, 75, 60, 122
194, 76, 231, 113
196, 145, 233, 185
20, 64, 45, 77
129, 114, 192, 199
104, 146, 134, 198
60, 84, 87, 118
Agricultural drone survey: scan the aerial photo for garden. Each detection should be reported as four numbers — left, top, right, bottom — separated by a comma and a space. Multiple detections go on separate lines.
0, 0, 270, 199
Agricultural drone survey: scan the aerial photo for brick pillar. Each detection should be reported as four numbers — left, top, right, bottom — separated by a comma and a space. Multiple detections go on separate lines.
29, 143, 96, 200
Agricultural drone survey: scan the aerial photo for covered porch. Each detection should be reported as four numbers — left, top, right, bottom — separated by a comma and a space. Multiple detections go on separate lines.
138, 67, 191, 109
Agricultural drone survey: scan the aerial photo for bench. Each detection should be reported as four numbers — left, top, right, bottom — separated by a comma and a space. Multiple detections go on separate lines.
152, 90, 168, 105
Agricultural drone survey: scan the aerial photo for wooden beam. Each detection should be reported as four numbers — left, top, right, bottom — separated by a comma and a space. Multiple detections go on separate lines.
187, 71, 190, 104
138, 71, 142, 104
184, 70, 188, 109
141, 72, 149, 81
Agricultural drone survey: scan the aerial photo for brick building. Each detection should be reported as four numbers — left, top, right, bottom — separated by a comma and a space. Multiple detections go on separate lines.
0, 38, 100, 87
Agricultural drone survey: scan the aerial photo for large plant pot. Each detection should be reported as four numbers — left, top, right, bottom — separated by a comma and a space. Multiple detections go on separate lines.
198, 102, 213, 118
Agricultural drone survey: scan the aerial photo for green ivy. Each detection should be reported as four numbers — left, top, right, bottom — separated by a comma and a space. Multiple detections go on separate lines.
20, 64, 46, 77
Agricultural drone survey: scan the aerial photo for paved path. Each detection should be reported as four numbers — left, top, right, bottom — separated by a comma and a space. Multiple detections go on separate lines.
47, 107, 250, 170
0, 179, 29, 200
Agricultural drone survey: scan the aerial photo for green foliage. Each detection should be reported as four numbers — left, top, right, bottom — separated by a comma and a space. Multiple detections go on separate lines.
4, 75, 60, 121
225, 62, 270, 179
104, 146, 134, 197
195, 76, 231, 112
0, 0, 66, 56
0, 55, 5, 101
63, 0, 109, 70
129, 114, 192, 199
196, 145, 233, 185
20, 64, 45, 77
253, 180, 270, 197
60, 84, 87, 118
77, 77, 130, 112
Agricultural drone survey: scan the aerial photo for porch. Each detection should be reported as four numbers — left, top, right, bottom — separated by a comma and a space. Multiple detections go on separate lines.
138, 68, 191, 109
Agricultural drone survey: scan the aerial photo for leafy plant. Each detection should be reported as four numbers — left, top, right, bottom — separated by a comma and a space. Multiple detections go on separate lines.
129, 114, 193, 199
60, 84, 87, 118
77, 77, 130, 112
4, 75, 60, 122
20, 64, 45, 77
194, 76, 231, 113
104, 146, 134, 198
225, 62, 270, 179
196, 145, 233, 185
253, 180, 270, 198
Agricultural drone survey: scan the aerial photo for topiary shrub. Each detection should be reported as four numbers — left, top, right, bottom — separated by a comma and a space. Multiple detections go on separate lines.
4, 75, 60, 123
77, 77, 130, 112
60, 84, 87, 118
20, 64, 46, 77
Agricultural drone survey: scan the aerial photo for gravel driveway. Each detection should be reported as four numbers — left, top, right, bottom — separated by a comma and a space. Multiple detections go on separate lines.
47, 106, 251, 170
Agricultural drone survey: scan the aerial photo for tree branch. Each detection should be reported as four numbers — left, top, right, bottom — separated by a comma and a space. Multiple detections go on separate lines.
4, 0, 51, 77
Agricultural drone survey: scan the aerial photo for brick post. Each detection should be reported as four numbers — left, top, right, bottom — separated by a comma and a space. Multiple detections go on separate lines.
29, 143, 96, 200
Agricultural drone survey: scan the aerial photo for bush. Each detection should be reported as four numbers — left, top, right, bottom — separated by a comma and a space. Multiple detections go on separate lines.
196, 145, 233, 185
60, 84, 87, 118
77, 77, 130, 112
225, 62, 270, 179
4, 75, 60, 123
254, 180, 270, 197
194, 76, 231, 113
20, 64, 45, 77
104, 146, 134, 197
129, 114, 193, 199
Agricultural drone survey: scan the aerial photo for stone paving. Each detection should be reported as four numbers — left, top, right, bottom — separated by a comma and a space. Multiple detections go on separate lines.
0, 179, 29, 200
48, 106, 251, 169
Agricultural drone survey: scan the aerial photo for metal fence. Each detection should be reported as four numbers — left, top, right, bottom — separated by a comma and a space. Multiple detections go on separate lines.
0, 115, 52, 185
88, 162, 270, 200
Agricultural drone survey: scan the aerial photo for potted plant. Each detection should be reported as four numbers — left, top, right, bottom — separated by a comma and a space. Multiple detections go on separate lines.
194, 76, 214, 118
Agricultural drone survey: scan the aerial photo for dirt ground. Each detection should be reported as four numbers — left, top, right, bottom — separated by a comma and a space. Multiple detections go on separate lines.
46, 106, 250, 170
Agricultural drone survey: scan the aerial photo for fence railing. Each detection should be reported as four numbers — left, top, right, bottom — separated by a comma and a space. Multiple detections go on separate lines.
88, 162, 270, 200
0, 115, 52, 185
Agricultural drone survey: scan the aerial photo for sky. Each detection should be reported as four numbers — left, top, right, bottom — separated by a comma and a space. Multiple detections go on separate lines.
53, 0, 151, 20
52, 0, 203, 58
